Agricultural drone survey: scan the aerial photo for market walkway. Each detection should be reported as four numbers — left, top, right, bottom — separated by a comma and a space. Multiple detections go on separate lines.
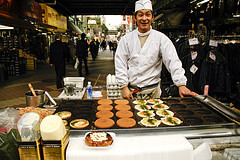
0, 49, 115, 109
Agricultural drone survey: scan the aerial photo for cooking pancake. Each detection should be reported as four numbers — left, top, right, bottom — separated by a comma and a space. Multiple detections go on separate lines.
62, 120, 68, 126
70, 119, 89, 129
156, 109, 174, 117
147, 99, 163, 104
115, 104, 131, 111
94, 118, 115, 128
55, 111, 71, 119
133, 99, 147, 105
116, 110, 133, 118
97, 105, 113, 111
152, 104, 169, 110
161, 116, 182, 126
134, 105, 151, 111
114, 99, 129, 105
140, 118, 161, 127
96, 110, 114, 119
98, 99, 113, 105
137, 110, 155, 118
117, 118, 136, 128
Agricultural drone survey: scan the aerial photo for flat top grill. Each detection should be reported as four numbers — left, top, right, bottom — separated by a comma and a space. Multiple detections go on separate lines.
54, 96, 237, 133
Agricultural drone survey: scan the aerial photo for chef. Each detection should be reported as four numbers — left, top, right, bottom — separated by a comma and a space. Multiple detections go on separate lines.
115, 0, 198, 99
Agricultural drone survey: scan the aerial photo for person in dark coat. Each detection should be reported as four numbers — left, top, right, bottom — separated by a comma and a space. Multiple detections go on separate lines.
100, 40, 106, 50
95, 39, 100, 56
90, 39, 97, 61
50, 33, 70, 89
76, 33, 89, 76
109, 41, 113, 51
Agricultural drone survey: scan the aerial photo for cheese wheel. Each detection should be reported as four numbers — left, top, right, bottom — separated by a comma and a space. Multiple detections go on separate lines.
40, 115, 66, 140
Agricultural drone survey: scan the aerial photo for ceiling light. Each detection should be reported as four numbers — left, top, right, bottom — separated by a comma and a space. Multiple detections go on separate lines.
0, 25, 14, 30
197, 0, 210, 5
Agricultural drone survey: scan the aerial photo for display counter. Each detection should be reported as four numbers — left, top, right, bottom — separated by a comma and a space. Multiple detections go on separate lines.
52, 94, 240, 160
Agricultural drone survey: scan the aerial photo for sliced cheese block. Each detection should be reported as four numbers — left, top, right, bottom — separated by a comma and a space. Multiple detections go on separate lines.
40, 115, 66, 140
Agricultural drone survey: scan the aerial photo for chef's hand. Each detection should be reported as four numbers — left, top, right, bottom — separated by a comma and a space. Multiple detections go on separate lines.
122, 86, 133, 99
178, 85, 198, 97
50, 64, 53, 67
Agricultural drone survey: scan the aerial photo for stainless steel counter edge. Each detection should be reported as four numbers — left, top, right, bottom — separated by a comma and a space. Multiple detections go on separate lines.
69, 123, 240, 139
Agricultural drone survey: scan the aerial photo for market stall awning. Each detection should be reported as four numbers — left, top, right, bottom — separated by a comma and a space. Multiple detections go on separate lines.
68, 21, 82, 34
0, 13, 35, 29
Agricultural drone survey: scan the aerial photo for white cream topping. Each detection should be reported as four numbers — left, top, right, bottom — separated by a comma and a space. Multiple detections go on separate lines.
90, 132, 108, 142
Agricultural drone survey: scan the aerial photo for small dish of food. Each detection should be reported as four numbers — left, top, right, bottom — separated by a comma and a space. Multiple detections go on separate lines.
84, 131, 115, 148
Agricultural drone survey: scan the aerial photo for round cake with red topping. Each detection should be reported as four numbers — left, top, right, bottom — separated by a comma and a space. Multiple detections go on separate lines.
85, 131, 113, 147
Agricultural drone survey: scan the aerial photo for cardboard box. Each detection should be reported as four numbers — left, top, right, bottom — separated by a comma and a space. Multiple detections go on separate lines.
42, 130, 70, 160
18, 138, 42, 160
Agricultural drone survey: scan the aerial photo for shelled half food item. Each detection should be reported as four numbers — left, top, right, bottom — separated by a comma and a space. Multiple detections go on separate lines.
133, 99, 183, 127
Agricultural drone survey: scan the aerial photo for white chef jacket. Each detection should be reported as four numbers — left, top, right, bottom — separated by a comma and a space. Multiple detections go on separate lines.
115, 28, 187, 92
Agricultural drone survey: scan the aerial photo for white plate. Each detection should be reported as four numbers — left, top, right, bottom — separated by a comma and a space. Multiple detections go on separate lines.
83, 132, 116, 148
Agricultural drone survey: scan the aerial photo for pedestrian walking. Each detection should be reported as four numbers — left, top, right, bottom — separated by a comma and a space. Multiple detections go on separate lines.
96, 39, 100, 56
90, 39, 97, 60
76, 33, 90, 76
50, 33, 70, 89
112, 40, 118, 60
100, 39, 106, 50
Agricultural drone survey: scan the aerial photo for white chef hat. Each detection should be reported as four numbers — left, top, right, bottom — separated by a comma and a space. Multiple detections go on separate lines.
135, 0, 152, 12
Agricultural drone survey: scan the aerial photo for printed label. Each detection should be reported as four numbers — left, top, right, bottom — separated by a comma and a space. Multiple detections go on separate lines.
209, 39, 218, 47
191, 51, 198, 60
189, 38, 199, 46
190, 64, 198, 74
209, 52, 216, 61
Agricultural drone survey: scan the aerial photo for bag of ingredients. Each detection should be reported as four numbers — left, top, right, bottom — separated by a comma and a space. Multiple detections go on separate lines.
0, 107, 20, 160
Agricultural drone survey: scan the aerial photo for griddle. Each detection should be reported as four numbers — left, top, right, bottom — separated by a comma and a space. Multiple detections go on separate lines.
53, 96, 239, 132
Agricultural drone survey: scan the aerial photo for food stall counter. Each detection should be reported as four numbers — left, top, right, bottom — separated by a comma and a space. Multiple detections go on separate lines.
66, 134, 193, 160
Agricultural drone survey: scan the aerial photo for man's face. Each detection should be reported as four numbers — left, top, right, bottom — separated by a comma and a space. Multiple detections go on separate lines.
135, 9, 153, 33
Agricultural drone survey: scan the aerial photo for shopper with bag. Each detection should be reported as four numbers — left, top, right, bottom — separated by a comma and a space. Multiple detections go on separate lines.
76, 33, 90, 76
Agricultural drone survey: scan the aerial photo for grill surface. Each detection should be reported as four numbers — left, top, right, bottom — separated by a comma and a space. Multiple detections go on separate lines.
54, 97, 233, 131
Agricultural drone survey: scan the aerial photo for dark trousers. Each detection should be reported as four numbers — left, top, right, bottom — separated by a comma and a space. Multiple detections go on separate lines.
90, 52, 96, 60
55, 65, 65, 89
78, 57, 89, 76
